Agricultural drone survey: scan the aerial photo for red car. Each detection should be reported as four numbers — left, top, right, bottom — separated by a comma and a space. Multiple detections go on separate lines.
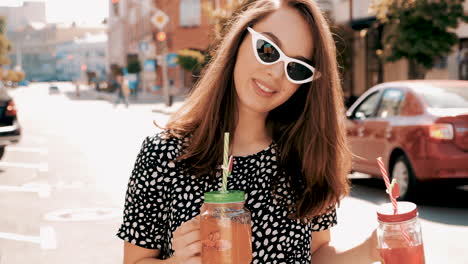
346, 80, 468, 200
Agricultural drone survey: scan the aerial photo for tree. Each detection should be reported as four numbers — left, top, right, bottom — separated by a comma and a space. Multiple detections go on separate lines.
202, 0, 256, 57
127, 60, 141, 74
176, 49, 205, 73
371, 0, 468, 79
0, 16, 11, 68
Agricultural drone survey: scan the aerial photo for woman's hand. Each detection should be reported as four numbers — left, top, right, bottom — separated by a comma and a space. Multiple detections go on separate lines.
364, 229, 381, 262
171, 216, 202, 264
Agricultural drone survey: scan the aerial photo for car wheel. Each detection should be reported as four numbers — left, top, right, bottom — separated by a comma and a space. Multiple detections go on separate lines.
391, 155, 417, 201
0, 146, 5, 160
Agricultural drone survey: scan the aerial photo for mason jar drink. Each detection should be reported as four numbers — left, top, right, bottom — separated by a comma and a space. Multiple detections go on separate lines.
377, 202, 425, 264
200, 190, 252, 264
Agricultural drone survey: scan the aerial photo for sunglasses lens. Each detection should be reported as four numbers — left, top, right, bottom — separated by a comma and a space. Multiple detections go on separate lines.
256, 39, 280, 63
287, 62, 313, 81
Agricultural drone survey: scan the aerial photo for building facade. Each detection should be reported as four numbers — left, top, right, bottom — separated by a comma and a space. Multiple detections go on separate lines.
56, 34, 108, 82
8, 23, 106, 81
332, 0, 468, 99
0, 1, 46, 32
106, 0, 335, 94
108, 0, 242, 94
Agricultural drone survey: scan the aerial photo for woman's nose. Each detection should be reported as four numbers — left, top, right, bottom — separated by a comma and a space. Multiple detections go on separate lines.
266, 61, 284, 80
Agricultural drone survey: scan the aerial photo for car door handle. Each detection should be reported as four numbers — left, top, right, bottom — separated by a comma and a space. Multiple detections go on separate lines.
385, 128, 392, 139
358, 127, 364, 137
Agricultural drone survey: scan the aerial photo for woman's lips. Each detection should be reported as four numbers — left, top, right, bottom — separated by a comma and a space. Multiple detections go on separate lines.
252, 79, 277, 97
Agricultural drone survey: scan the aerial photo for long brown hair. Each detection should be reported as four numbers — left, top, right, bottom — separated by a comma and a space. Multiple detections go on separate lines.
165, 0, 350, 220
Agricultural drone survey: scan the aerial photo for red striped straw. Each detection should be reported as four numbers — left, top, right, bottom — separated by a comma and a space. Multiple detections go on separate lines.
377, 157, 398, 214
376, 157, 412, 245
228, 156, 234, 176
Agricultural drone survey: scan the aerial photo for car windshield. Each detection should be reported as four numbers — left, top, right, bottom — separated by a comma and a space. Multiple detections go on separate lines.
414, 85, 468, 108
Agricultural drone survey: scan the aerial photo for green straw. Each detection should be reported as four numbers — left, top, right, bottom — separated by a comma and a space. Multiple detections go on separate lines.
222, 132, 229, 193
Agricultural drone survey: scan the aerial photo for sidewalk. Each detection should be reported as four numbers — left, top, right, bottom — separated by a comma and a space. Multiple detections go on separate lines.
83, 87, 185, 115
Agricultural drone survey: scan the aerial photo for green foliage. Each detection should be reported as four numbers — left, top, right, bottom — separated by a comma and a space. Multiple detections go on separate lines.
127, 60, 141, 74
0, 16, 5, 34
176, 49, 205, 72
372, 0, 468, 69
0, 16, 12, 66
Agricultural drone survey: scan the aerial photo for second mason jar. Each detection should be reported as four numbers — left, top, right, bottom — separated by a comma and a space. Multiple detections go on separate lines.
376, 201, 425, 264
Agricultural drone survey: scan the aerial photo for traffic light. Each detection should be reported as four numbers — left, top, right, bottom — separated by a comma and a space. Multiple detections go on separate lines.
156, 32, 166, 42
112, 0, 119, 15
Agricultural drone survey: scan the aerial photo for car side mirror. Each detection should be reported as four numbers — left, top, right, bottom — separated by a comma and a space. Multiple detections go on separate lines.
354, 111, 366, 120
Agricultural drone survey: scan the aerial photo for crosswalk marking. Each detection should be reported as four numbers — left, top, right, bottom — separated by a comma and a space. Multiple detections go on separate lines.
27, 136, 47, 144
0, 183, 51, 198
6, 146, 48, 155
0, 226, 57, 250
0, 162, 48, 172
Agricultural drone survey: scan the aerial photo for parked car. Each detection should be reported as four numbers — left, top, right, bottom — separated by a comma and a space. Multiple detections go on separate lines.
0, 82, 21, 159
49, 83, 59, 94
346, 80, 468, 200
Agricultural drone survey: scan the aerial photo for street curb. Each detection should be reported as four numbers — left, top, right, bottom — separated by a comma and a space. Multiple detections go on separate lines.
86, 89, 184, 115
151, 104, 182, 115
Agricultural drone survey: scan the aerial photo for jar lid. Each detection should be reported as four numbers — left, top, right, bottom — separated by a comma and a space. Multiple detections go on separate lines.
377, 202, 418, 223
204, 190, 245, 203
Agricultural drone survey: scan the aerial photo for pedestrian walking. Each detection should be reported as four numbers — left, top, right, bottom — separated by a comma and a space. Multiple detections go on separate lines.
117, 0, 379, 263
114, 70, 130, 108
74, 81, 80, 97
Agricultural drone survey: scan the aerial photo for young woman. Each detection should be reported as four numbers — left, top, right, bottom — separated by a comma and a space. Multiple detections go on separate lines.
117, 0, 379, 263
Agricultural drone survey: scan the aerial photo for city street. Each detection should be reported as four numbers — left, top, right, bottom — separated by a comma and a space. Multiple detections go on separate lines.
0, 82, 467, 264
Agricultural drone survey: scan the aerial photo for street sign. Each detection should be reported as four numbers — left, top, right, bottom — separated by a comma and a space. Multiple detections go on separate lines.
144, 59, 156, 72
151, 10, 169, 30
167, 53, 178, 68
139, 41, 149, 52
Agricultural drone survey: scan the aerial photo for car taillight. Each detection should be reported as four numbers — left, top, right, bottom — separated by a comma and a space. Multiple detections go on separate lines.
5, 101, 17, 116
429, 123, 454, 140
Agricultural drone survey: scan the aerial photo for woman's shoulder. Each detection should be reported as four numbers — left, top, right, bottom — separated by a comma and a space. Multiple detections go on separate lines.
141, 130, 188, 159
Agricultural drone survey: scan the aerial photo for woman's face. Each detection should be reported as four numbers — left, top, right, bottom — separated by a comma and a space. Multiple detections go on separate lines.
233, 6, 314, 116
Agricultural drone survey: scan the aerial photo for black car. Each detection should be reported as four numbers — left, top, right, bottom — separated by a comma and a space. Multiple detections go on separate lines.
0, 82, 21, 159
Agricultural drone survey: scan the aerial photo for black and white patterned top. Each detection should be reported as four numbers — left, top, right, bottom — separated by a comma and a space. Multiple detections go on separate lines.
117, 132, 337, 263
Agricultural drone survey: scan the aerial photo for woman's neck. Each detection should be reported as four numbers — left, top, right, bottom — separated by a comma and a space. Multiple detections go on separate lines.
231, 106, 272, 156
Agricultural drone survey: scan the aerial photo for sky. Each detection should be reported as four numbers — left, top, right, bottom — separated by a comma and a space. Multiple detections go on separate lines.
2, 0, 109, 24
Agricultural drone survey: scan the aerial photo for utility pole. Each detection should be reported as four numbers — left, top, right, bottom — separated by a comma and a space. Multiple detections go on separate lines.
349, 0, 354, 100
151, 10, 172, 106
157, 32, 172, 106
16, 44, 22, 71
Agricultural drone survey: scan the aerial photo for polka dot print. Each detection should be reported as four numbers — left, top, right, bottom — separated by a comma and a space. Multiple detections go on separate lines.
117, 132, 337, 263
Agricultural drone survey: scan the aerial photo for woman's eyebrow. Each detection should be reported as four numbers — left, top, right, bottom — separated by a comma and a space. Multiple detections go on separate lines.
262, 31, 313, 64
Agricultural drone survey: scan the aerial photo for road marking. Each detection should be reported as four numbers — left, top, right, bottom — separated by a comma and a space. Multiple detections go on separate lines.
0, 162, 48, 172
44, 208, 122, 222
55, 181, 85, 190
28, 136, 47, 144
40, 226, 57, 250
6, 146, 48, 155
0, 226, 57, 250
0, 183, 51, 198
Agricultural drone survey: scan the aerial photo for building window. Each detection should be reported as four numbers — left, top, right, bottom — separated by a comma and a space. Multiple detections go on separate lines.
433, 56, 447, 69
365, 24, 383, 89
458, 38, 468, 80
180, 0, 201, 27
